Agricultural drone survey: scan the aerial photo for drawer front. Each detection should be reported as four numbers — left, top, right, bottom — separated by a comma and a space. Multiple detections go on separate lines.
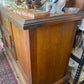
1, 25, 17, 60
11, 41, 17, 60
1, 14, 11, 33
1, 25, 12, 50
0, 13, 14, 42
2, 15, 7, 27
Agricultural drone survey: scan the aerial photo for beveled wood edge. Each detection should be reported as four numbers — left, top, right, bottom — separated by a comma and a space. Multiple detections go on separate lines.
0, 5, 84, 29
24, 12, 84, 29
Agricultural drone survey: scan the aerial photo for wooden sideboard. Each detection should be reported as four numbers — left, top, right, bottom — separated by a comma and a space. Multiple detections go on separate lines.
0, 5, 84, 84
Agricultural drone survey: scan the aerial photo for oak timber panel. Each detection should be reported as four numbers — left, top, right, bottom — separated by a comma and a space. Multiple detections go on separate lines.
9, 21, 17, 60
2, 29, 10, 48
0, 13, 17, 60
75, 0, 84, 10
2, 26, 11, 48
1, 14, 9, 31
0, 13, 12, 37
12, 22, 32, 84
29, 21, 77, 84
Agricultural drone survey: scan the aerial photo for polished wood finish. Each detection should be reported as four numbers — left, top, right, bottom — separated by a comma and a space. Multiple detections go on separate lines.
75, 0, 84, 10
29, 21, 77, 84
1, 25, 11, 48
12, 22, 32, 84
0, 13, 17, 60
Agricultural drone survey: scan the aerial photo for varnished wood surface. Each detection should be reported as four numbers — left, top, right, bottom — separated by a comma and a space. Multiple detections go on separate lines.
12, 22, 32, 84
29, 21, 77, 84
0, 13, 17, 60
1, 25, 11, 47
75, 0, 84, 10
0, 5, 84, 29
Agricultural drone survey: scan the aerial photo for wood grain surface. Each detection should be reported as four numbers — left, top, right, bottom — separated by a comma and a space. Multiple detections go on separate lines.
12, 22, 32, 84
29, 21, 77, 84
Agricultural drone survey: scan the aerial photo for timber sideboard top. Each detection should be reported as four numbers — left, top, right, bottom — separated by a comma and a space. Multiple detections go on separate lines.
0, 5, 84, 29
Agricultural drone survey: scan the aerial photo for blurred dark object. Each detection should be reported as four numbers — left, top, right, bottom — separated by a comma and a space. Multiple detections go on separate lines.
73, 30, 82, 48
54, 0, 58, 3
32, 0, 48, 8
26, 0, 34, 9
15, 0, 25, 5
80, 80, 84, 84
65, 0, 75, 7
54, 75, 70, 84
15, 0, 48, 8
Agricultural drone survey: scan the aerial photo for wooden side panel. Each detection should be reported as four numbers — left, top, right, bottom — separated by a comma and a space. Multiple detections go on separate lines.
2, 26, 11, 47
1, 14, 13, 39
29, 21, 77, 84
0, 13, 17, 60
75, 0, 84, 10
12, 22, 32, 84
1, 14, 9, 30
